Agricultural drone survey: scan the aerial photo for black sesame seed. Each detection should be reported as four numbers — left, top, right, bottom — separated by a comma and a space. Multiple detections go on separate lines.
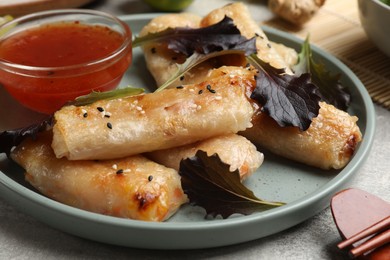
180, 76, 184, 81
151, 47, 156, 54
107, 122, 112, 129
198, 89, 203, 94
176, 85, 184, 89
104, 114, 111, 118
267, 43, 272, 48
148, 175, 153, 181
97, 107, 104, 112
206, 85, 216, 93
245, 63, 250, 68
116, 169, 123, 174
83, 113, 88, 118
255, 33, 259, 37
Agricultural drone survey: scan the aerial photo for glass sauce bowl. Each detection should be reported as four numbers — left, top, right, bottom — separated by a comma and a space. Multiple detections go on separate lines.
0, 9, 132, 114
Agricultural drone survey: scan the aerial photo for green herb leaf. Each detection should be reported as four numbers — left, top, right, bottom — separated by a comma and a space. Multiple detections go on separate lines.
155, 49, 248, 92
0, 116, 53, 157
69, 86, 144, 106
248, 54, 321, 131
179, 150, 284, 219
293, 36, 350, 110
133, 16, 257, 57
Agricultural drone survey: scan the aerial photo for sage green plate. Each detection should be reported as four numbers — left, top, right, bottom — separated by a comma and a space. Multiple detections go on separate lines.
0, 14, 375, 249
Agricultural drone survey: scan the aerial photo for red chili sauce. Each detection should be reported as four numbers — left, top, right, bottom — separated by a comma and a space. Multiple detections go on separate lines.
0, 21, 132, 114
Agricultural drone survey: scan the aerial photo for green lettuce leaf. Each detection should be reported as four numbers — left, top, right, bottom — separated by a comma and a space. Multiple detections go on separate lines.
69, 86, 144, 106
293, 36, 350, 110
179, 150, 284, 219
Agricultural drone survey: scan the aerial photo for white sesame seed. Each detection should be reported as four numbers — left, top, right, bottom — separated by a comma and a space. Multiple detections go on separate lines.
112, 164, 118, 170
215, 96, 222, 100
105, 112, 112, 117
197, 105, 202, 110
81, 109, 87, 114
136, 106, 143, 111
123, 169, 131, 173
189, 89, 195, 92
140, 110, 145, 114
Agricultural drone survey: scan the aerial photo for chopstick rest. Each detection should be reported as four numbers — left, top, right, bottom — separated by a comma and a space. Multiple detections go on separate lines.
331, 188, 390, 258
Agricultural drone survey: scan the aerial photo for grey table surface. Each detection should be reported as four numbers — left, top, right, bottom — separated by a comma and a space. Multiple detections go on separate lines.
1, 0, 389, 259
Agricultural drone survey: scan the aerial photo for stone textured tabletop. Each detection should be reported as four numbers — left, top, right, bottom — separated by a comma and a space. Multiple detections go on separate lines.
1, 0, 389, 259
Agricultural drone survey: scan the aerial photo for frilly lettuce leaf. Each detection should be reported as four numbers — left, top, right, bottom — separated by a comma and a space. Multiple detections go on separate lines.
133, 16, 257, 57
248, 54, 321, 131
179, 150, 284, 219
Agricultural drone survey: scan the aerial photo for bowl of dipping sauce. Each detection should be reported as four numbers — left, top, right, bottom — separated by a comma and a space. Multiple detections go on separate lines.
0, 9, 132, 114
358, 0, 390, 57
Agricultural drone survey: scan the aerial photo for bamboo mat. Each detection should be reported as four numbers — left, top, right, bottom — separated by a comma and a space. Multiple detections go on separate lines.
265, 0, 390, 110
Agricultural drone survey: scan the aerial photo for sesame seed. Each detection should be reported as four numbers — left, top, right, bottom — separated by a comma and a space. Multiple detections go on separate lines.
107, 122, 112, 129
189, 89, 195, 92
197, 105, 202, 110
104, 112, 112, 118
176, 85, 184, 89
97, 107, 104, 112
267, 43, 272, 48
83, 113, 88, 118
206, 85, 216, 93
180, 76, 184, 81
151, 47, 156, 54
148, 175, 153, 181
112, 164, 118, 170
215, 96, 222, 100
116, 169, 123, 174
123, 169, 131, 173
140, 110, 145, 114
198, 89, 203, 94
81, 109, 87, 114
136, 106, 143, 111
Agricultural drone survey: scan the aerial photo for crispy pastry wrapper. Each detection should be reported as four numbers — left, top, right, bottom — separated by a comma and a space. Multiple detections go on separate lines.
11, 133, 187, 222
52, 73, 254, 160
147, 134, 264, 181
241, 102, 362, 170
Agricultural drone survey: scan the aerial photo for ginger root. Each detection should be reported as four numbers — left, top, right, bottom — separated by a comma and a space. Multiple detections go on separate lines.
268, 0, 326, 26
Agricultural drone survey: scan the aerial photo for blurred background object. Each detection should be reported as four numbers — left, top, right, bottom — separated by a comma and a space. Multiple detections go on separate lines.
142, 0, 194, 11
0, 0, 96, 17
358, 0, 390, 57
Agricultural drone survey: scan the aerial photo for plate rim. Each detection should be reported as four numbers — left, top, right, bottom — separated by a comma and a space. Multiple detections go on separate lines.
0, 13, 376, 249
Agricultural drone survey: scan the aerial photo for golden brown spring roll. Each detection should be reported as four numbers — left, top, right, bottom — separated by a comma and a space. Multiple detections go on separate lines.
11, 133, 187, 222
201, 2, 292, 72
139, 13, 214, 87
146, 134, 264, 180
52, 73, 254, 160
241, 102, 362, 170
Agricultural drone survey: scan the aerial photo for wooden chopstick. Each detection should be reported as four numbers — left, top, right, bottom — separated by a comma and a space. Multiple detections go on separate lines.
349, 229, 390, 258
337, 215, 390, 249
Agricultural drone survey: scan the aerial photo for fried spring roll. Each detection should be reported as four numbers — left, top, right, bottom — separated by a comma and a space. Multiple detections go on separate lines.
241, 102, 362, 170
11, 133, 187, 222
201, 2, 292, 72
147, 134, 264, 180
52, 74, 254, 160
139, 13, 213, 87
